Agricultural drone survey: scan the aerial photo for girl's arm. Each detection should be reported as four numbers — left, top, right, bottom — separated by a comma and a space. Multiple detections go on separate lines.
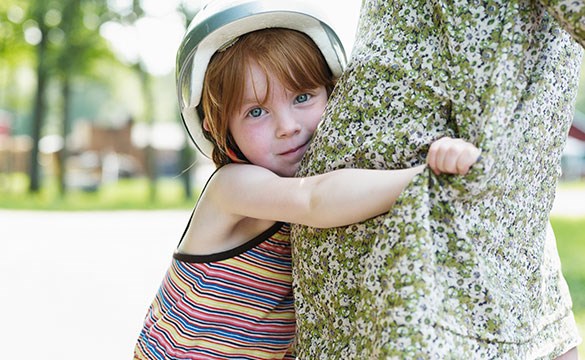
211, 164, 424, 228
209, 137, 480, 228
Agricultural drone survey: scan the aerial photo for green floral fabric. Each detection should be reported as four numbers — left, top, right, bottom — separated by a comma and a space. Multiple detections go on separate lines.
291, 0, 584, 358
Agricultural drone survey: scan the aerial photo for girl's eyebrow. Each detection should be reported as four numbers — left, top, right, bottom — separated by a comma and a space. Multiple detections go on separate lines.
240, 97, 261, 108
241, 88, 269, 106
241, 95, 259, 104
241, 86, 266, 106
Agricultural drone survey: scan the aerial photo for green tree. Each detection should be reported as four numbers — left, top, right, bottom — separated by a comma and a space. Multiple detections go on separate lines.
11, 0, 116, 193
2, 0, 201, 199
0, 1, 33, 113
108, 0, 200, 202
52, 0, 114, 196
116, 0, 160, 202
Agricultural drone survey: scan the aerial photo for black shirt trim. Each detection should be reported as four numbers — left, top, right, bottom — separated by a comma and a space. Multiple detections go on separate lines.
173, 221, 285, 263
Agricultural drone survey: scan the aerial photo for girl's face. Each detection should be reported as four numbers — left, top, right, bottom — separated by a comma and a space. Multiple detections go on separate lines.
229, 62, 328, 177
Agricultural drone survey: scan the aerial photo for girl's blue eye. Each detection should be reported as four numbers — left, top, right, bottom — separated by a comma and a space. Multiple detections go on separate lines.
295, 93, 310, 104
248, 108, 263, 118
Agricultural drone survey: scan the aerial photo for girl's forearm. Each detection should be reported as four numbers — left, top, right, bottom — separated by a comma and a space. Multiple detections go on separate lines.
302, 165, 425, 228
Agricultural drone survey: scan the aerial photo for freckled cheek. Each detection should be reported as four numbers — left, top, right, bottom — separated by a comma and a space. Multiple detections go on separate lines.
237, 127, 273, 154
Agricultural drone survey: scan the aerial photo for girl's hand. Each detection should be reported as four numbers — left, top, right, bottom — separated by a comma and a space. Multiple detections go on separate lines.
427, 137, 481, 175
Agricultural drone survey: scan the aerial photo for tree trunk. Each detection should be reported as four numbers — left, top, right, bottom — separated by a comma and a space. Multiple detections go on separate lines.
139, 66, 157, 202
29, 26, 49, 193
180, 143, 194, 199
57, 77, 71, 197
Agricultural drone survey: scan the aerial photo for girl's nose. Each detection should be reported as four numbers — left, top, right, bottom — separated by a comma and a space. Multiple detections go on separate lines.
275, 111, 302, 138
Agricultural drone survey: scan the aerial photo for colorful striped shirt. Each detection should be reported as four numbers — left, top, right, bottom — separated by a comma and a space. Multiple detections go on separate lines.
134, 222, 295, 359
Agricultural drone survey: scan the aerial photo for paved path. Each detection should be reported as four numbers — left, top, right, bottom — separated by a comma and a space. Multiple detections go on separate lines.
0, 188, 583, 360
0, 210, 190, 360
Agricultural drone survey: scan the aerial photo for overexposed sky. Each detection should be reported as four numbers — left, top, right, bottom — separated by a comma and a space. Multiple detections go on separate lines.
101, 0, 361, 75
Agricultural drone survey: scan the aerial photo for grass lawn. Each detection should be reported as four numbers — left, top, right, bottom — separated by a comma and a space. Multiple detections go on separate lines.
0, 173, 196, 210
558, 180, 585, 190
551, 217, 585, 356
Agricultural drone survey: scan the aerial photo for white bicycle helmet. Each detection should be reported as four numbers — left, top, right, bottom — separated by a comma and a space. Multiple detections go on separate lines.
176, 0, 347, 158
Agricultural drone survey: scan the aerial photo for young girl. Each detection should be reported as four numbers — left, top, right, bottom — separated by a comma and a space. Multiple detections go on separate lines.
134, 2, 481, 359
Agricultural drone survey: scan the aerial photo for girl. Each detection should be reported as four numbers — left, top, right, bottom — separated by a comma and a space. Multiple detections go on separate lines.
134, 1, 480, 359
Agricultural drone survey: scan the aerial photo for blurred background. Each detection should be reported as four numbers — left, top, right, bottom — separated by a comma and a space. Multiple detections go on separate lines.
0, 0, 584, 359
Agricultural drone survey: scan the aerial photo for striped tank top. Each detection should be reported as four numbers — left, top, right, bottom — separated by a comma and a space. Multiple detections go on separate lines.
134, 222, 295, 359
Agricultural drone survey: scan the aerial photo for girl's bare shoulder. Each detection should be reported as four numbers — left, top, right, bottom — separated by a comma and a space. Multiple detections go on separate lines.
207, 163, 277, 197
178, 163, 275, 256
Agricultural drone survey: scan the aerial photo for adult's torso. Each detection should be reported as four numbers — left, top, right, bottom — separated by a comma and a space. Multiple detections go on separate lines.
291, 0, 582, 358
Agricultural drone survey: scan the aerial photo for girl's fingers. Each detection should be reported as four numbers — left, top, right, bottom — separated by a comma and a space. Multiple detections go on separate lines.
427, 137, 450, 175
442, 142, 460, 173
428, 137, 481, 175
456, 146, 481, 175
426, 142, 437, 174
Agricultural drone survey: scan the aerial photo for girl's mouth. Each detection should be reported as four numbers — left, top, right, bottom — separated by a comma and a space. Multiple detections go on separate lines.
280, 140, 309, 156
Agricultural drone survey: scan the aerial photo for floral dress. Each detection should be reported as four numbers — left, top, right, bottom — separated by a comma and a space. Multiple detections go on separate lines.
291, 0, 584, 358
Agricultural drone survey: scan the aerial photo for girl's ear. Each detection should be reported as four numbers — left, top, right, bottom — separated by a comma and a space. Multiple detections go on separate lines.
202, 117, 210, 132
